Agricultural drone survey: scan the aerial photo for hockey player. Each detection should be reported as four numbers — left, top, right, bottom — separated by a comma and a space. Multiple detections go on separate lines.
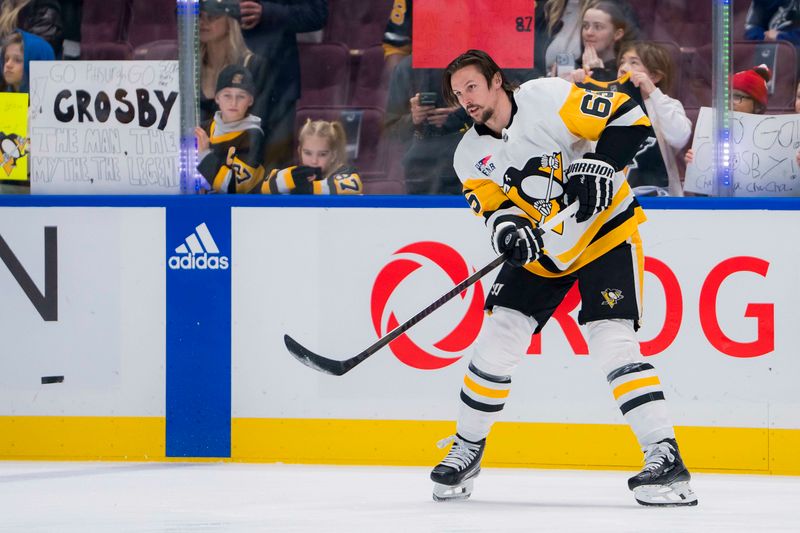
430, 49, 697, 507
195, 64, 266, 193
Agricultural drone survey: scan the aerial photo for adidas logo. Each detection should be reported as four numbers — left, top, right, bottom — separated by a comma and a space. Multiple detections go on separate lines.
168, 222, 230, 270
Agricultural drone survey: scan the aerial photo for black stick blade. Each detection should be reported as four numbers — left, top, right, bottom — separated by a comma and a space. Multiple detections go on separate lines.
284, 334, 350, 376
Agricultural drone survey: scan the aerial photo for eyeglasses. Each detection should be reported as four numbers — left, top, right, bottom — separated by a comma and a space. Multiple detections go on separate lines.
732, 94, 753, 104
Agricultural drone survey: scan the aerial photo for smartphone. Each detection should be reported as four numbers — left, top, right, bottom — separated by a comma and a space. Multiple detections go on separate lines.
555, 53, 575, 77
419, 92, 437, 106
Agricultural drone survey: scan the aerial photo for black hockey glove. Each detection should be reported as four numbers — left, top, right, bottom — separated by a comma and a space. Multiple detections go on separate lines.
492, 218, 544, 267
564, 154, 615, 223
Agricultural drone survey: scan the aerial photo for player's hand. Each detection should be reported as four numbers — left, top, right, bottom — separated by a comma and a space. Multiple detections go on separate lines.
564, 155, 615, 223
764, 29, 779, 41
240, 1, 263, 30
684, 149, 694, 165
629, 70, 657, 99
492, 218, 544, 267
410, 94, 434, 125
194, 127, 210, 152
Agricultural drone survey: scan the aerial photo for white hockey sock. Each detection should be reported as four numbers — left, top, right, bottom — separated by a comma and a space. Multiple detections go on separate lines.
586, 319, 675, 448
456, 307, 536, 442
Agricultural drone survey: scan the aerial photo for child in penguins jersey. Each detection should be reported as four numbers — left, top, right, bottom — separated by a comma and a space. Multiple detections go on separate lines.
262, 118, 363, 195
195, 64, 266, 193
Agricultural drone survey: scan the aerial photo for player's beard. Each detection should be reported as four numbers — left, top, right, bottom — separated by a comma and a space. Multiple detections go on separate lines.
470, 106, 494, 125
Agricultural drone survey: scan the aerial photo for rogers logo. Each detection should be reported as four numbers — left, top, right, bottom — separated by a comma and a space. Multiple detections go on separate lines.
370, 241, 485, 370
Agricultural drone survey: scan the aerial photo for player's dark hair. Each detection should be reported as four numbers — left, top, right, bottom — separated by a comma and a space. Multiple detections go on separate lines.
442, 49, 515, 107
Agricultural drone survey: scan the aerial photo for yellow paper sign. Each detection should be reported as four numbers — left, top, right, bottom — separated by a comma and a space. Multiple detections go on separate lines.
0, 93, 29, 181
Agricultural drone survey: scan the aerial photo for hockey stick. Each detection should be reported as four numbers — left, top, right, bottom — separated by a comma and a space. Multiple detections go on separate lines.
284, 202, 579, 376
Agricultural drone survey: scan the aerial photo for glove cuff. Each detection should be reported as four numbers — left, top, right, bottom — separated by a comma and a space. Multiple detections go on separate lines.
581, 152, 621, 171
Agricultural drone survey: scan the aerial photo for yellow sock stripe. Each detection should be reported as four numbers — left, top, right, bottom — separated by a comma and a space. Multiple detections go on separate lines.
463, 375, 510, 399
612, 375, 660, 400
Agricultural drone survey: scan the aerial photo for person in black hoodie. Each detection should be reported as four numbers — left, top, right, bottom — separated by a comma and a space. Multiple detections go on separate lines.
239, 0, 327, 169
0, 0, 62, 57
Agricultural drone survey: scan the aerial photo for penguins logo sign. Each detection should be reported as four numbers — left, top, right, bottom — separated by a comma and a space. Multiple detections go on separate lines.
370, 242, 485, 370
0, 133, 29, 176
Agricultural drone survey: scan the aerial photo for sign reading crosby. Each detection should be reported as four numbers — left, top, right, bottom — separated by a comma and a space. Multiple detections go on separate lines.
29, 61, 181, 194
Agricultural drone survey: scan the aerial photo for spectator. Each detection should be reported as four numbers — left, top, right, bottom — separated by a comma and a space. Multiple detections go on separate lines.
0, 0, 62, 57
262, 119, 363, 195
198, 0, 269, 130
1, 29, 54, 92
731, 64, 772, 114
686, 64, 772, 164
384, 54, 472, 194
195, 64, 266, 194
240, 0, 327, 169
616, 41, 692, 195
744, 0, 800, 47
537, 0, 593, 78
570, 0, 638, 82
382, 0, 412, 73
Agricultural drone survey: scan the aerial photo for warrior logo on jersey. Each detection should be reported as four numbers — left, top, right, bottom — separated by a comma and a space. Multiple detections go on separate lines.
474, 155, 496, 176
503, 152, 566, 233
601, 288, 624, 308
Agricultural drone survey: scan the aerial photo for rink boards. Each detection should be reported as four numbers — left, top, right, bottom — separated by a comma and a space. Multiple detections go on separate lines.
0, 196, 798, 474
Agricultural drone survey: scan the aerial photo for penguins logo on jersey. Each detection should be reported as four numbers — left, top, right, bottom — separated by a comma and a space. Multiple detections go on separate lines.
503, 152, 566, 232
601, 288, 624, 308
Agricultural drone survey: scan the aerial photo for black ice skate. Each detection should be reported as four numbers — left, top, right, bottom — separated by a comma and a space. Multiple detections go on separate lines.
430, 434, 485, 501
628, 438, 698, 506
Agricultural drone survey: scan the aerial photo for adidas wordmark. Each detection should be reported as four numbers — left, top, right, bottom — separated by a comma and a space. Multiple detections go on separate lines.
168, 222, 230, 270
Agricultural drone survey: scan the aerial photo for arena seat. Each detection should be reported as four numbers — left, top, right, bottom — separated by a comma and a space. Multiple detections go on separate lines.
359, 171, 407, 194
323, 0, 393, 50
79, 0, 133, 60
649, 0, 712, 48
297, 42, 351, 107
127, 0, 177, 51
133, 40, 178, 60
348, 45, 390, 108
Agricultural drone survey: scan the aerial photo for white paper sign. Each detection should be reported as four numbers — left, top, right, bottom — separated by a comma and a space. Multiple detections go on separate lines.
29, 61, 181, 194
684, 107, 800, 196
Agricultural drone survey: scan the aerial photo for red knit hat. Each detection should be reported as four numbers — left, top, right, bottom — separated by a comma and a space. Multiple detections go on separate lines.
732, 64, 772, 107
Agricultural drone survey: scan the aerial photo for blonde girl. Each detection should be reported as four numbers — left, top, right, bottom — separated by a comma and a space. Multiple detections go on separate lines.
262, 119, 363, 195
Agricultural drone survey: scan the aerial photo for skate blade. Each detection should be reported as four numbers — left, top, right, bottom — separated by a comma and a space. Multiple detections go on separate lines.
432, 479, 474, 502
634, 481, 698, 507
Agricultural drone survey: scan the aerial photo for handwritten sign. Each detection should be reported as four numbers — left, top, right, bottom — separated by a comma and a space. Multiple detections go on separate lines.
413, 0, 534, 69
0, 93, 29, 181
685, 107, 800, 196
29, 61, 181, 194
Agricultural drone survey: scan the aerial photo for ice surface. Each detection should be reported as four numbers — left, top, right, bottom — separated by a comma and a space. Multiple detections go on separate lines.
1, 461, 798, 532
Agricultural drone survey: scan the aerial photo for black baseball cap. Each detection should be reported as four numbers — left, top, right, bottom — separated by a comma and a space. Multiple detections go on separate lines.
215, 64, 256, 96
200, 0, 241, 20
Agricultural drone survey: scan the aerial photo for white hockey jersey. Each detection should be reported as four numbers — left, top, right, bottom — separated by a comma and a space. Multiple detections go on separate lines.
453, 76, 651, 277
